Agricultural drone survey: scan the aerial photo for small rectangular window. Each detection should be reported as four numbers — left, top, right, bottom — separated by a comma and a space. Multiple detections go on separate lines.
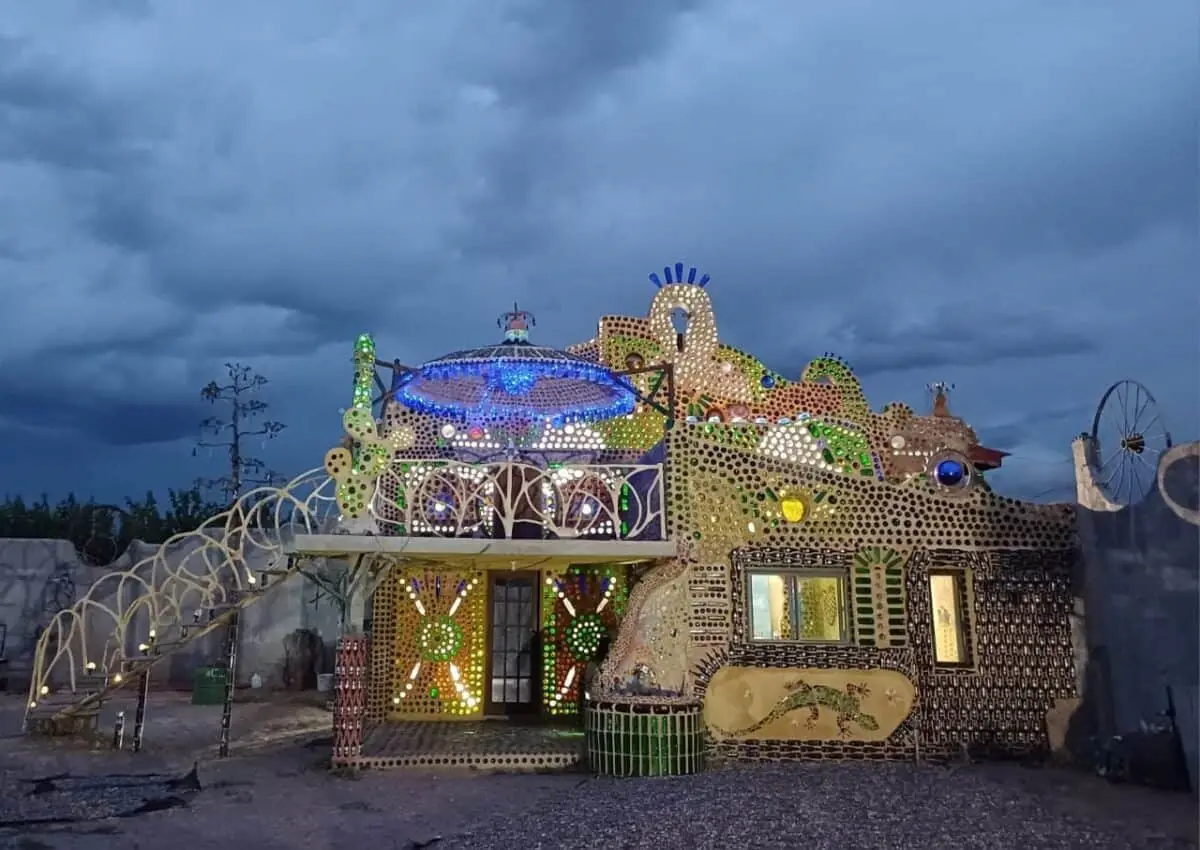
929, 571, 970, 666
747, 570, 848, 643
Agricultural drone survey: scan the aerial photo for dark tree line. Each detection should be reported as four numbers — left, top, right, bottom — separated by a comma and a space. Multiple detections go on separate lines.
0, 486, 353, 625
0, 487, 227, 566
0, 363, 288, 568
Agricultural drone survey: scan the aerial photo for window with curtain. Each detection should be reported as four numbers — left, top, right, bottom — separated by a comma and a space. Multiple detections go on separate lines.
747, 570, 848, 642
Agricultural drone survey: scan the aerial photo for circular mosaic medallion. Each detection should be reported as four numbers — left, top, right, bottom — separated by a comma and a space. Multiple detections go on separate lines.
417, 615, 463, 662
564, 612, 606, 661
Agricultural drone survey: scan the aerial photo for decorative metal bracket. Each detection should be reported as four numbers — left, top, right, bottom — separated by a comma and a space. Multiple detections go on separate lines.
615, 362, 676, 427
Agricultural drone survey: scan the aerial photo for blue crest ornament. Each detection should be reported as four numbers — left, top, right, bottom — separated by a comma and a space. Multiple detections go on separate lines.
649, 263, 710, 289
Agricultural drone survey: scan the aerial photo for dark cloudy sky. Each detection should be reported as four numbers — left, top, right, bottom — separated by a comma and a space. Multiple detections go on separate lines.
1, 0, 1196, 507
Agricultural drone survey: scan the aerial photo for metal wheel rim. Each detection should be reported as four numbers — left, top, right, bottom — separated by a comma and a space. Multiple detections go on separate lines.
1090, 380, 1173, 505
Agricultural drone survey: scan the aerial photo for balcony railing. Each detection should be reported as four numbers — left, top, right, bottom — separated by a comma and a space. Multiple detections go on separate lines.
371, 460, 666, 541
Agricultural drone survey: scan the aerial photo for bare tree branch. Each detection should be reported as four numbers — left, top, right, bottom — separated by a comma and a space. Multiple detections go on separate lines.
192, 362, 288, 504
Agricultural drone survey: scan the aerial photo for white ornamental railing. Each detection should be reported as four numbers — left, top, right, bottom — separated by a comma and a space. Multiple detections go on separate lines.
371, 460, 666, 541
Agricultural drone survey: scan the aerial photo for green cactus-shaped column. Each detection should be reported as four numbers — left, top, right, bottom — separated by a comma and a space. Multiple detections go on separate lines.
352, 333, 376, 412
351, 333, 376, 470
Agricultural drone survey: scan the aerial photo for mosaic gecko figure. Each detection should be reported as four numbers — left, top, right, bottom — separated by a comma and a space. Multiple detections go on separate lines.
714, 680, 879, 739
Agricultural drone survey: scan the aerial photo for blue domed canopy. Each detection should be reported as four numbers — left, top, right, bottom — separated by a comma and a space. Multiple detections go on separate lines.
392, 305, 637, 425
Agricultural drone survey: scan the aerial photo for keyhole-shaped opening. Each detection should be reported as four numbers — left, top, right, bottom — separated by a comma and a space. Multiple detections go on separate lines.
670, 307, 689, 352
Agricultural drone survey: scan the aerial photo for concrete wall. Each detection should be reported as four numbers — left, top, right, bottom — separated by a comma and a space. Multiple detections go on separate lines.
0, 538, 105, 673
0, 536, 345, 692
1073, 438, 1200, 788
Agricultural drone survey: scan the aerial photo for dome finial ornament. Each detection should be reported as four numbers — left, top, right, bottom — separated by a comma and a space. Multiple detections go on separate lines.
499, 303, 536, 343
927, 381, 955, 417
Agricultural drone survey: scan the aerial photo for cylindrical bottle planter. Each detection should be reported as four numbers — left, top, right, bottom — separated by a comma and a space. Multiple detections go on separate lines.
584, 698, 705, 777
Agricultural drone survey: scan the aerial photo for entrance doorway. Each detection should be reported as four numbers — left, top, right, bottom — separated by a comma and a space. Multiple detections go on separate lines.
486, 572, 541, 716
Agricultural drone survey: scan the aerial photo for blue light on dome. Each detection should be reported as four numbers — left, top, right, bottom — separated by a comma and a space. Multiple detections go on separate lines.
392, 305, 640, 425
493, 366, 538, 396
935, 458, 966, 487
394, 357, 637, 424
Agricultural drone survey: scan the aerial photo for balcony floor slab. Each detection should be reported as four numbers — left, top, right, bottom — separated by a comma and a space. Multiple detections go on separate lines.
284, 534, 675, 566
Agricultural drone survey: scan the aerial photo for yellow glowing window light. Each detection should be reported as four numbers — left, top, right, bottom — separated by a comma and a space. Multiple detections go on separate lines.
749, 573, 788, 640
796, 576, 843, 641
930, 572, 966, 664
749, 571, 845, 642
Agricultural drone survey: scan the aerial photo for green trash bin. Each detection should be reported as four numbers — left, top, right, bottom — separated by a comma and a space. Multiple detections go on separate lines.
192, 666, 228, 706
584, 698, 705, 776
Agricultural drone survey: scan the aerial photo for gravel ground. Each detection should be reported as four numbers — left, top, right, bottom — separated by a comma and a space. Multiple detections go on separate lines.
0, 768, 201, 829
0, 694, 1195, 850
439, 761, 1199, 850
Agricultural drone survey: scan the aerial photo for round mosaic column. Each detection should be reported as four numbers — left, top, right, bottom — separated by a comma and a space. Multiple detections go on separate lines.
332, 635, 370, 767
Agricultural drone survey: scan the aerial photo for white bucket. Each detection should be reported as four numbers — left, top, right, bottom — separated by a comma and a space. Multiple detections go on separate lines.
317, 673, 334, 693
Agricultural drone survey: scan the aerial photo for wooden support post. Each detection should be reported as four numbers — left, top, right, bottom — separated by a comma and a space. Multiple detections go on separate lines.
219, 608, 240, 758
112, 710, 126, 750
132, 669, 151, 752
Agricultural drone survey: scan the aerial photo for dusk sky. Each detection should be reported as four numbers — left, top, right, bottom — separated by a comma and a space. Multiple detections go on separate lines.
1, 0, 1196, 507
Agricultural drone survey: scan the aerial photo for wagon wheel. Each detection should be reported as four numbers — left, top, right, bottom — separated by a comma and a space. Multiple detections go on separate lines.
1090, 380, 1172, 505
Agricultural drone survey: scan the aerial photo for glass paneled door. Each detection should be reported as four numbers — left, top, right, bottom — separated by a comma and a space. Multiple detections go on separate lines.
486, 572, 540, 716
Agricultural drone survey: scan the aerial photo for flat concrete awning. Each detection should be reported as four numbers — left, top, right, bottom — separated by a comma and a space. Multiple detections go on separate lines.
284, 534, 675, 567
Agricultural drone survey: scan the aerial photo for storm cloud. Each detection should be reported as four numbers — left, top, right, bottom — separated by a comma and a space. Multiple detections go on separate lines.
0, 0, 1195, 504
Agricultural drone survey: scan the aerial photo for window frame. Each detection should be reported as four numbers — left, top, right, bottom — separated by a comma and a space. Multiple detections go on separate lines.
744, 567, 851, 645
927, 568, 973, 669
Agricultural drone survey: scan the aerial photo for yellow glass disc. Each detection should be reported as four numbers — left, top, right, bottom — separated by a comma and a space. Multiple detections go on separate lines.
781, 496, 806, 523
